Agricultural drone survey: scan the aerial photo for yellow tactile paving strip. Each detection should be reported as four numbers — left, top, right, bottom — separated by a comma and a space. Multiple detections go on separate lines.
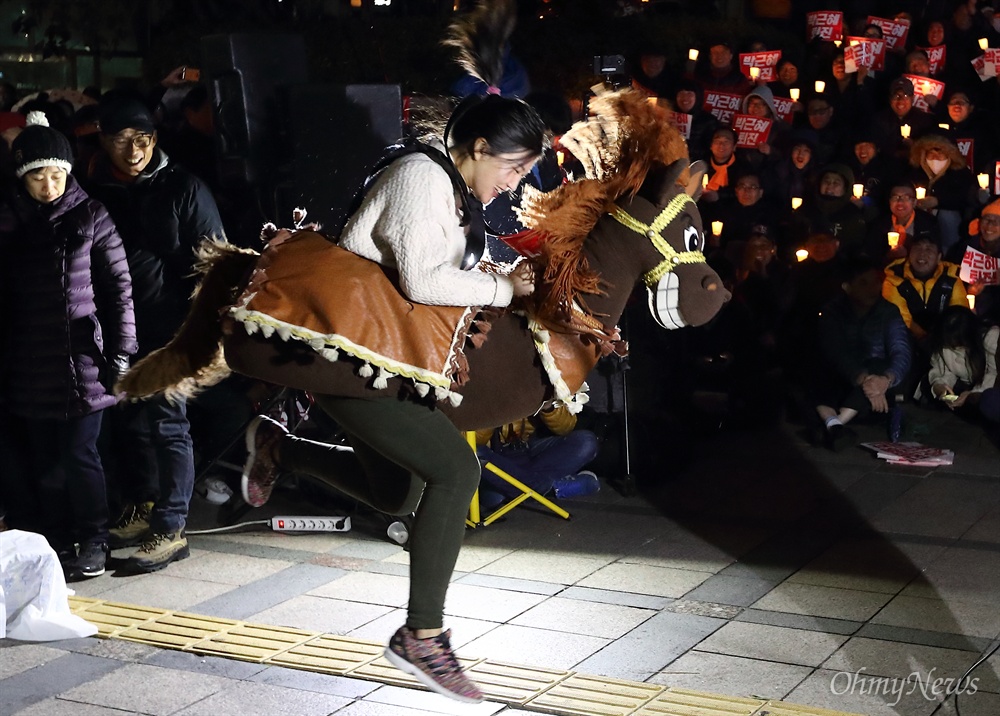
69, 596, 863, 716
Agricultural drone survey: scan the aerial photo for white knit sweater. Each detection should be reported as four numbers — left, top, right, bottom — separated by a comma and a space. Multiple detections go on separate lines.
339, 149, 514, 308
927, 326, 999, 393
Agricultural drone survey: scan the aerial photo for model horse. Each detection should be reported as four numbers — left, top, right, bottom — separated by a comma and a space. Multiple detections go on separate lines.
118, 91, 728, 431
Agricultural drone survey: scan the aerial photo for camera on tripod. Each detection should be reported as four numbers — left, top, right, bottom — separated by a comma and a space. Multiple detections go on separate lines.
593, 54, 628, 88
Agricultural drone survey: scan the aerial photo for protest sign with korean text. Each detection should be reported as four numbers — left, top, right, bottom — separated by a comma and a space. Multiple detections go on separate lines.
732, 114, 772, 149
703, 90, 743, 125
739, 50, 781, 82
806, 11, 843, 42
917, 45, 946, 75
867, 16, 910, 51
668, 112, 692, 140
847, 36, 886, 71
956, 138, 974, 171
772, 96, 795, 123
904, 74, 945, 112
959, 247, 1000, 285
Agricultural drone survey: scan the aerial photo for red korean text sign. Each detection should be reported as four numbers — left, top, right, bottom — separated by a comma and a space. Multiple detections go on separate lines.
959, 247, 1000, 285
956, 139, 974, 171
917, 45, 946, 75
668, 112, 692, 140
806, 11, 843, 42
904, 74, 945, 112
739, 50, 781, 82
732, 114, 772, 149
772, 96, 795, 123
703, 91, 743, 125
867, 16, 910, 51
846, 37, 886, 71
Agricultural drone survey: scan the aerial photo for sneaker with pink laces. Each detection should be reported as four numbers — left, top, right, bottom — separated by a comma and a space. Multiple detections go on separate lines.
384, 626, 484, 703
241, 415, 288, 507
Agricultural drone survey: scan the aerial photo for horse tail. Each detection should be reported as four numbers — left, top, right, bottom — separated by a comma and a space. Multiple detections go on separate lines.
116, 238, 260, 403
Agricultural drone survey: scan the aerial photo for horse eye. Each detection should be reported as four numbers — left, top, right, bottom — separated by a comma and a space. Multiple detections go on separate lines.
683, 225, 702, 252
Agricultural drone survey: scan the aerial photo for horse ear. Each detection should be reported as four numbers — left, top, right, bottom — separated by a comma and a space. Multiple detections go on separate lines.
650, 158, 689, 205
686, 160, 708, 201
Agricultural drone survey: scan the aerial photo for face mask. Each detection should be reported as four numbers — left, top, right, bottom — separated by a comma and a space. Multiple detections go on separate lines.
927, 158, 949, 174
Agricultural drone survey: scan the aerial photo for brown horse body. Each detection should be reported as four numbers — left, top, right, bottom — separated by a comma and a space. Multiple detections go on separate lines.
119, 93, 728, 428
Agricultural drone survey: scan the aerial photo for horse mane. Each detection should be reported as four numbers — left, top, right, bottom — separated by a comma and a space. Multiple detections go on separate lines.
519, 90, 690, 322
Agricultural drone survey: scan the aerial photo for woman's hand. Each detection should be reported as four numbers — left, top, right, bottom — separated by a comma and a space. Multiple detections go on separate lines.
509, 262, 536, 297
948, 390, 974, 409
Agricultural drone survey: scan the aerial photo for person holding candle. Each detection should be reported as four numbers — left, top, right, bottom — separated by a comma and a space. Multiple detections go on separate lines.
906, 134, 978, 256
700, 127, 751, 205
865, 181, 941, 263
871, 77, 935, 163
700, 169, 777, 256
936, 90, 996, 176
925, 306, 1000, 424
693, 39, 752, 96
947, 198, 1000, 327
789, 163, 867, 257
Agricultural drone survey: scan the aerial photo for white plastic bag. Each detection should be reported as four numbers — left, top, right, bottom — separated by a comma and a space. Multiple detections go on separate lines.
0, 530, 97, 641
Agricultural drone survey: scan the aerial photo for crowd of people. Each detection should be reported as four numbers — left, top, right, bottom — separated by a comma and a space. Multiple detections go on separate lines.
1, 2, 1000, 704
622, 3, 1000, 450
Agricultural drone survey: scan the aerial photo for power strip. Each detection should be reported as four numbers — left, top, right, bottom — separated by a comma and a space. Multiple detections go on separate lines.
269, 516, 351, 532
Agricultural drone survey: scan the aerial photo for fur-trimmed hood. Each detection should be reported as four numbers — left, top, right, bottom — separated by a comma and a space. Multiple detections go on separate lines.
909, 134, 966, 171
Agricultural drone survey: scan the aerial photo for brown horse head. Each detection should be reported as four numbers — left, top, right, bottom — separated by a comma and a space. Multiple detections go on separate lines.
611, 158, 729, 329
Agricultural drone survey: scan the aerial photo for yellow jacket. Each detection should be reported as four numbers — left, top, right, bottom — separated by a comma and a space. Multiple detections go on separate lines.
882, 259, 968, 341
475, 405, 578, 447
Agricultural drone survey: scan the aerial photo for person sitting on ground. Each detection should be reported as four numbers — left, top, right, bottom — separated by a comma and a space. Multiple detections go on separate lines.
926, 306, 1000, 424
474, 404, 599, 511
812, 255, 912, 450
883, 234, 968, 400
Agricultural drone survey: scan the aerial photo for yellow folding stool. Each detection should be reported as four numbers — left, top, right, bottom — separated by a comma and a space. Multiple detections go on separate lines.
465, 431, 570, 527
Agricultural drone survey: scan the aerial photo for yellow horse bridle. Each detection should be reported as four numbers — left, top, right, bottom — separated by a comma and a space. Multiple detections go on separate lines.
609, 192, 707, 287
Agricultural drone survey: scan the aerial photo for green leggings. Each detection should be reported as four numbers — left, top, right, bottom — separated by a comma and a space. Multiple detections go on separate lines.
279, 394, 480, 630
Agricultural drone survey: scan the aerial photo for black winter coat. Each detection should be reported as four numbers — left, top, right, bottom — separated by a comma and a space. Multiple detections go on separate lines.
0, 175, 136, 419
85, 148, 224, 357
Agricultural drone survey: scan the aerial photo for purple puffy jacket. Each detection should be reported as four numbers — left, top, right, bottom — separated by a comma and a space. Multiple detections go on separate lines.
0, 174, 137, 419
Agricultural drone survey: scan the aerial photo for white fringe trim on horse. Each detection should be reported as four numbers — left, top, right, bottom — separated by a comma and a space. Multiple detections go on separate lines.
229, 302, 469, 407
526, 316, 590, 414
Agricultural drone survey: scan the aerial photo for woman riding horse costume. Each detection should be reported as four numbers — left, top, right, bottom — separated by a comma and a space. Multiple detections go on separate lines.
117, 88, 727, 702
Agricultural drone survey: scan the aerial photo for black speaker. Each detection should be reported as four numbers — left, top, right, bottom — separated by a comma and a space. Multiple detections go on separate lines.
200, 33, 309, 186
287, 84, 403, 232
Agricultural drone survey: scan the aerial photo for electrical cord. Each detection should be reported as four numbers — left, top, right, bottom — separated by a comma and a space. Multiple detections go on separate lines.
186, 520, 270, 535
950, 637, 1000, 716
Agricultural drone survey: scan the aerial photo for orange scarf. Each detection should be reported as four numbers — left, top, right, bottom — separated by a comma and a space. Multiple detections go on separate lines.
706, 155, 736, 192
892, 212, 914, 237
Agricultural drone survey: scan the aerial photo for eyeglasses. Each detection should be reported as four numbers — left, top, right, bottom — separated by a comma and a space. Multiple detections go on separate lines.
111, 133, 153, 150
890, 194, 916, 201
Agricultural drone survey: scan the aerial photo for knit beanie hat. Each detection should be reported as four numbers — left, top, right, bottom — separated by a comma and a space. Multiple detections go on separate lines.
970, 197, 1000, 236
11, 111, 74, 178
98, 97, 155, 136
